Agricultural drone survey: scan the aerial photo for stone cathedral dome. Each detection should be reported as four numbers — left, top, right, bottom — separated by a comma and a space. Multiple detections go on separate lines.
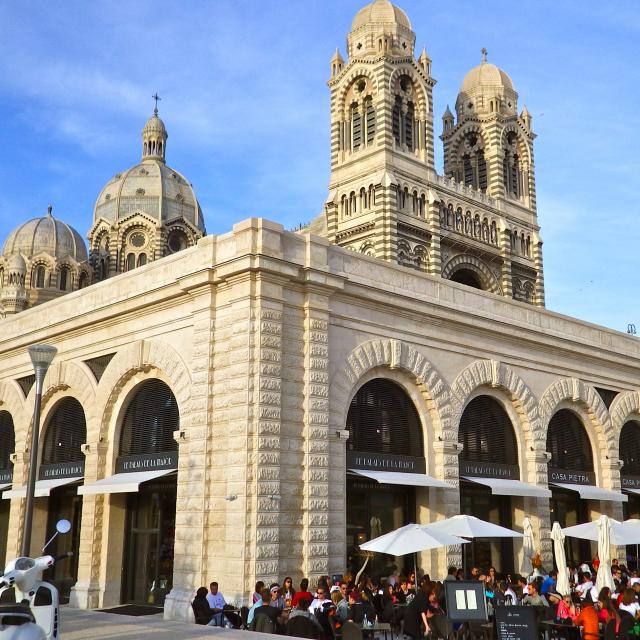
2, 207, 88, 262
352, 0, 412, 31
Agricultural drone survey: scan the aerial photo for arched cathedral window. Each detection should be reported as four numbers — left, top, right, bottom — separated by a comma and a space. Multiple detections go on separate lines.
351, 103, 362, 150
365, 98, 375, 144
503, 131, 522, 199
33, 265, 46, 289
392, 96, 402, 146
405, 101, 414, 150
458, 133, 487, 192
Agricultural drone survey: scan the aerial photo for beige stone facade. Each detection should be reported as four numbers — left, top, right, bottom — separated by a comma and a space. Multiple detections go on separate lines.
0, 0, 639, 624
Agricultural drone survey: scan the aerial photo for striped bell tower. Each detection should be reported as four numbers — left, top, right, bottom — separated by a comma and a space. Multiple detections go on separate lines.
324, 0, 436, 268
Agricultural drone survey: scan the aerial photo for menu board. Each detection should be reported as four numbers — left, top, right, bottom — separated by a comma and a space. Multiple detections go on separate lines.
444, 581, 488, 622
495, 606, 537, 640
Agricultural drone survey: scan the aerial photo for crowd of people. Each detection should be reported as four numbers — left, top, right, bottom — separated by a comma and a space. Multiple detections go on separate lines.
190, 558, 640, 639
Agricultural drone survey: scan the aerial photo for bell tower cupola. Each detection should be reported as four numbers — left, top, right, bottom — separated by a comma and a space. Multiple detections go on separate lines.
142, 94, 168, 163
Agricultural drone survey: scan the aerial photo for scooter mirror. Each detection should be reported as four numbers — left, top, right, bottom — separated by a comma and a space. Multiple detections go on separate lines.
56, 519, 72, 534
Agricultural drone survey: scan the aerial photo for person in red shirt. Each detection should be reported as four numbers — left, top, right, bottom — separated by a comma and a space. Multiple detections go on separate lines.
573, 597, 599, 640
291, 578, 313, 608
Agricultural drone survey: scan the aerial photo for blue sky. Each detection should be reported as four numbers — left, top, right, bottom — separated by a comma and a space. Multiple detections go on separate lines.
0, 1, 638, 332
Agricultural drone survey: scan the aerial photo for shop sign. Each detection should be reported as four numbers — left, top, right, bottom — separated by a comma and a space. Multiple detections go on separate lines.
116, 451, 178, 474
0, 469, 12, 483
38, 460, 85, 480
347, 451, 426, 474
459, 461, 519, 480
622, 475, 640, 490
548, 468, 595, 485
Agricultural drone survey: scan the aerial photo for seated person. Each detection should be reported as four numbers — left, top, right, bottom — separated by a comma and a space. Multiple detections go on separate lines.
349, 589, 376, 624
573, 596, 599, 640
288, 597, 325, 634
192, 587, 213, 625
308, 586, 331, 614
206, 581, 226, 626
250, 588, 283, 631
291, 578, 314, 608
521, 582, 549, 607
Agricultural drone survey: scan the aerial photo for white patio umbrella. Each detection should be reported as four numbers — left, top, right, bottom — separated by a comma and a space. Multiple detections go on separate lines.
426, 515, 522, 575
596, 515, 615, 592
562, 518, 640, 546
426, 514, 524, 539
551, 522, 570, 596
521, 516, 535, 576
360, 523, 469, 583
360, 523, 469, 555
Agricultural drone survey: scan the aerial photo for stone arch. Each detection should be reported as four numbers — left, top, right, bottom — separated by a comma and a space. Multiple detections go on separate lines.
388, 66, 429, 117
21, 360, 97, 448
331, 339, 452, 442
539, 377, 615, 484
500, 125, 532, 165
442, 254, 502, 295
336, 68, 379, 115
91, 339, 191, 447
610, 391, 640, 442
0, 380, 27, 445
450, 360, 543, 483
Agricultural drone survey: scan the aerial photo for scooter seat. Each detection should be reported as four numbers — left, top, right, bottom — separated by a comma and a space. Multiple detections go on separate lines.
0, 602, 36, 624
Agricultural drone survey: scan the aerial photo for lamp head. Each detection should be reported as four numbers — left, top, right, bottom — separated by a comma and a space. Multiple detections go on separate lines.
28, 344, 57, 379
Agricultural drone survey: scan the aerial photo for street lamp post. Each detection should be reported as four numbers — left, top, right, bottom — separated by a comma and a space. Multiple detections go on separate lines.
21, 343, 57, 557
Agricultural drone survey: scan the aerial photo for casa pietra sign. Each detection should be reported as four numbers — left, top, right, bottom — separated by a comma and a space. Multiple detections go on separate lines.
548, 468, 596, 486
116, 451, 178, 474
621, 475, 640, 490
347, 451, 426, 474
0, 468, 12, 484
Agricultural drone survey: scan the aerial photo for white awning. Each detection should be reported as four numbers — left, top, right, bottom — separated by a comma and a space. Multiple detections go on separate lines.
550, 482, 628, 503
0, 483, 11, 492
623, 488, 640, 496
461, 476, 552, 498
348, 469, 452, 489
2, 477, 82, 500
78, 469, 176, 495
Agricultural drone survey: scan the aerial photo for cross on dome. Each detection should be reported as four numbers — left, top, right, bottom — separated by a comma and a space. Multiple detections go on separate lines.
152, 92, 161, 115
481, 47, 488, 63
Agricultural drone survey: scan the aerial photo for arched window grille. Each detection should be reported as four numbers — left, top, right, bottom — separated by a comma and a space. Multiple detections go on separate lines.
458, 396, 518, 466
78, 272, 88, 289
0, 411, 15, 473
34, 265, 46, 289
42, 398, 86, 464
137, 253, 147, 267
365, 99, 376, 144
620, 421, 640, 476
126, 253, 135, 271
477, 150, 487, 191
405, 101, 414, 150
351, 104, 362, 150
119, 379, 179, 457
346, 378, 423, 456
547, 409, 593, 471
392, 97, 402, 146
59, 267, 70, 291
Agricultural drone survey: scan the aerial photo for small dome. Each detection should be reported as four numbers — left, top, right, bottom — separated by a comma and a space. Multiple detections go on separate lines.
461, 60, 514, 94
7, 253, 26, 272
352, 0, 411, 31
142, 112, 167, 136
2, 209, 88, 263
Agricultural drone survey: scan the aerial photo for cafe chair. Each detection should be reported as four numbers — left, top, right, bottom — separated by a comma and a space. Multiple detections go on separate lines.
286, 615, 323, 639
342, 620, 364, 640
603, 619, 616, 640
617, 614, 635, 640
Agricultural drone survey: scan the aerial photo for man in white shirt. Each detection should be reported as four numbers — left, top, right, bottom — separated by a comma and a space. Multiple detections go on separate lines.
575, 573, 593, 600
206, 582, 226, 626
308, 586, 331, 613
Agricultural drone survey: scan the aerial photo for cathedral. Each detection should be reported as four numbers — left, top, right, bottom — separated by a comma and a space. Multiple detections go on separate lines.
1, 0, 640, 623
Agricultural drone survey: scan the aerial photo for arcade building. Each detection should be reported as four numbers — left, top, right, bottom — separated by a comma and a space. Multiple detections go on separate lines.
1, 0, 640, 621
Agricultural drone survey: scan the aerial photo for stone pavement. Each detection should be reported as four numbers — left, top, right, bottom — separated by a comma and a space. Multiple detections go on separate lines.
60, 607, 274, 640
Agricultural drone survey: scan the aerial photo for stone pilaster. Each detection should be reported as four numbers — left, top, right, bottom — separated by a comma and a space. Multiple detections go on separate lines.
5, 451, 28, 561
165, 269, 216, 620
302, 287, 331, 580
70, 440, 108, 609
533, 240, 545, 307
426, 199, 441, 276
500, 228, 513, 298
525, 449, 553, 569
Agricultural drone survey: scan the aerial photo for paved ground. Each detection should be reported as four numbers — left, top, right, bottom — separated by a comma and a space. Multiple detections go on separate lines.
60, 607, 274, 640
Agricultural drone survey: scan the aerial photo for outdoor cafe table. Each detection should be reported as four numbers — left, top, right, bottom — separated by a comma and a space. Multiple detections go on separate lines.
360, 621, 392, 640
538, 620, 601, 640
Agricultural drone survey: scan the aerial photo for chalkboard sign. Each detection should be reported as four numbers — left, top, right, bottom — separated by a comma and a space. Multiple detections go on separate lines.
495, 606, 537, 640
444, 581, 488, 622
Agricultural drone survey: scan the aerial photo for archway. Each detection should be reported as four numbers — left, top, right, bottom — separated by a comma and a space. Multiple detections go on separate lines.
118, 379, 179, 606
40, 397, 86, 601
547, 409, 594, 565
345, 378, 424, 576
0, 411, 15, 565
620, 421, 640, 568
450, 268, 483, 290
458, 396, 518, 573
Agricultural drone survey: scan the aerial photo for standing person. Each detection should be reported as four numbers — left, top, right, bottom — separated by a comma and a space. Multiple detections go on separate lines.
206, 582, 226, 626
573, 596, 599, 640
291, 578, 313, 608
403, 581, 433, 640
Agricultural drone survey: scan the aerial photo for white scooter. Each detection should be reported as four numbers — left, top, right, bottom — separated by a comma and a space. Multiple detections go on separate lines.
0, 519, 73, 640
